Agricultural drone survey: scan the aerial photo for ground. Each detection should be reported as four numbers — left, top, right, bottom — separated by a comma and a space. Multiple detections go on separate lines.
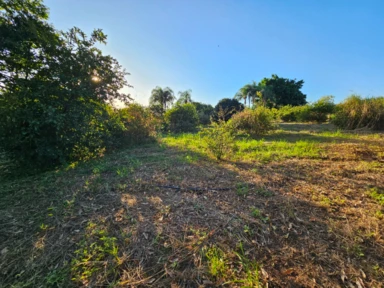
0, 123, 383, 287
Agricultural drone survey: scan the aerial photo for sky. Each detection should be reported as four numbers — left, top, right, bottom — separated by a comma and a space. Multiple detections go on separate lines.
45, 0, 384, 106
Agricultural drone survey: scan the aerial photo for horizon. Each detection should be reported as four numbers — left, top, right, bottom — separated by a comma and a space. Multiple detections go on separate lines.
45, 0, 384, 106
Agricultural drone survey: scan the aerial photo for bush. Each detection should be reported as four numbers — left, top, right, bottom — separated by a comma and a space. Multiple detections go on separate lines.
199, 120, 237, 160
116, 103, 160, 145
164, 103, 199, 133
230, 107, 275, 136
277, 96, 335, 123
277, 105, 304, 122
332, 95, 384, 130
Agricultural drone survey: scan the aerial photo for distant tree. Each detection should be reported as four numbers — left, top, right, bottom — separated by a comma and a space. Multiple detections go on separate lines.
176, 89, 192, 105
256, 84, 276, 107
149, 86, 175, 114
260, 74, 306, 107
165, 103, 199, 133
214, 98, 244, 121
192, 101, 214, 125
235, 81, 259, 107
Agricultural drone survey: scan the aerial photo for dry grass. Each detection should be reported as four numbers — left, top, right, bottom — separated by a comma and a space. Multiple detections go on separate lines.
0, 124, 383, 287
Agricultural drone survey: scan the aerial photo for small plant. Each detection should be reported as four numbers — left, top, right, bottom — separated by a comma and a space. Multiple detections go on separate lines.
255, 186, 273, 197
368, 187, 384, 206
251, 207, 269, 222
200, 118, 237, 160
205, 246, 226, 278
71, 221, 121, 286
236, 182, 249, 197
234, 242, 261, 287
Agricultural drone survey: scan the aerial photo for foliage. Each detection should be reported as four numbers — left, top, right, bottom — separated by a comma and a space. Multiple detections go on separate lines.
260, 74, 307, 107
0, 0, 130, 167
276, 96, 335, 123
164, 103, 199, 133
213, 98, 244, 122
149, 86, 175, 114
231, 107, 276, 136
71, 221, 120, 286
235, 81, 259, 107
332, 95, 384, 130
368, 187, 384, 206
205, 246, 226, 278
116, 103, 160, 145
199, 119, 237, 160
176, 89, 192, 105
192, 101, 214, 125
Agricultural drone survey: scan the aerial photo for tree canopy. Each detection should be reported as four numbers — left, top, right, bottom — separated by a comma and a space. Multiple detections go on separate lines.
260, 74, 306, 107
214, 98, 244, 121
176, 89, 192, 105
149, 86, 175, 114
0, 0, 130, 166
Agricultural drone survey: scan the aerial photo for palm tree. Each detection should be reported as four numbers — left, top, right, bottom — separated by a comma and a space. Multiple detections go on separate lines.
256, 84, 276, 107
176, 89, 192, 104
235, 81, 259, 107
149, 86, 175, 113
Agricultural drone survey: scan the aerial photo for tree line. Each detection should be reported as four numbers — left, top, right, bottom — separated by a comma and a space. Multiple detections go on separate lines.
1, 0, 382, 170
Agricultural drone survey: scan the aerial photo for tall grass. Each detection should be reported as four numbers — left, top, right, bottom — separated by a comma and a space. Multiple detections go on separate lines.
332, 95, 384, 130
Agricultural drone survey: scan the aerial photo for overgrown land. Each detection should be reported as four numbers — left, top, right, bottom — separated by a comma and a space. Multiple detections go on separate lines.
1, 1, 384, 287
1, 124, 383, 287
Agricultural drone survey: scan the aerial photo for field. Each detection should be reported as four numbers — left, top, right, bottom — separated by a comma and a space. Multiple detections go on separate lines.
1, 123, 383, 287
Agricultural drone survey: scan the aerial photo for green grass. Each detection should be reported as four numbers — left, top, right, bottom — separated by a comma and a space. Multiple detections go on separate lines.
162, 133, 322, 162
368, 187, 384, 206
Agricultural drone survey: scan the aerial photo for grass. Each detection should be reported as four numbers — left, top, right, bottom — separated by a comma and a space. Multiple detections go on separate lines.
1, 123, 384, 287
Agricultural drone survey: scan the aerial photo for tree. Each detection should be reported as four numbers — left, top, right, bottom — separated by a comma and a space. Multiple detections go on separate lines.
260, 74, 306, 107
176, 89, 192, 105
214, 98, 244, 122
0, 0, 130, 166
256, 84, 276, 107
235, 81, 259, 107
164, 103, 199, 133
149, 86, 175, 114
192, 101, 214, 125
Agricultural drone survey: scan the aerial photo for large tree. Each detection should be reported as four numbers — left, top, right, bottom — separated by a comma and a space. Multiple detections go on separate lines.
149, 86, 175, 113
260, 74, 306, 107
0, 0, 130, 166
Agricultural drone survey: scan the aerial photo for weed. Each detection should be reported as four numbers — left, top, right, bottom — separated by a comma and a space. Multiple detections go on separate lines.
71, 221, 121, 286
368, 187, 384, 206
236, 182, 249, 197
205, 246, 226, 278
255, 186, 273, 197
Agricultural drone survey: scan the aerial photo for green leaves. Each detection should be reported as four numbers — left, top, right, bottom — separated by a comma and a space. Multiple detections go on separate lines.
0, 0, 131, 167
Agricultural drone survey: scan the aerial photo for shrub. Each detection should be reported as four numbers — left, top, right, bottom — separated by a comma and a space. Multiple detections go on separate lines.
332, 95, 384, 130
299, 96, 335, 123
277, 105, 304, 122
199, 120, 237, 160
117, 103, 160, 145
230, 107, 275, 136
277, 96, 335, 123
164, 103, 199, 133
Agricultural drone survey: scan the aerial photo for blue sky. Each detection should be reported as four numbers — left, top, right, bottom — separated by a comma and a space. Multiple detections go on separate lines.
45, 0, 384, 106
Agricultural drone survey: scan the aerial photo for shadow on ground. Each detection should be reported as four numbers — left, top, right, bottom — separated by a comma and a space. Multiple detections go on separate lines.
0, 140, 383, 287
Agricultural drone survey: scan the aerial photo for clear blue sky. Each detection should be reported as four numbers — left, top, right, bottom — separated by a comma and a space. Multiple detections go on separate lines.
45, 0, 384, 106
